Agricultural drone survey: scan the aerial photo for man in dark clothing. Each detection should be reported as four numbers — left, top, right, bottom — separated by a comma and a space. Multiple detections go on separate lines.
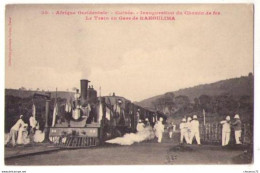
232, 114, 242, 144
144, 118, 150, 127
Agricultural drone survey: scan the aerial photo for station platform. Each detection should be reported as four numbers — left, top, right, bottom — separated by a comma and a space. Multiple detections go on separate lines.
5, 142, 60, 159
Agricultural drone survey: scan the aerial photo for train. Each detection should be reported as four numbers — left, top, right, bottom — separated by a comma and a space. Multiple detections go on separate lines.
48, 79, 167, 148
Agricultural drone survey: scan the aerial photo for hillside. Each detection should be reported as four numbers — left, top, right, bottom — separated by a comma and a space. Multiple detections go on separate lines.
137, 74, 254, 109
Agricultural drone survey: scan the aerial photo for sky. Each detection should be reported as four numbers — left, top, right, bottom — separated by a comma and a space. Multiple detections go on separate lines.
5, 4, 253, 101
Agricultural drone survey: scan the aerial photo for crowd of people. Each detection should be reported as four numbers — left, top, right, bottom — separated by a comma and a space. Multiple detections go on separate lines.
179, 115, 201, 145
5, 114, 45, 147
151, 114, 243, 146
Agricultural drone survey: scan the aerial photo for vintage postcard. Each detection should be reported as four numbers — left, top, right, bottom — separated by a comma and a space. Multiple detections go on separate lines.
3, 4, 255, 168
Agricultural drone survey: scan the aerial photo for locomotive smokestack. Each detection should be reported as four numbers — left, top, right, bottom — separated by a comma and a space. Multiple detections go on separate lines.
80, 79, 90, 106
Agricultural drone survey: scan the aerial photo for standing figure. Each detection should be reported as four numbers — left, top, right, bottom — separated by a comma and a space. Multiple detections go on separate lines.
72, 89, 81, 120
145, 118, 150, 127
136, 119, 145, 132
220, 116, 231, 146
5, 115, 25, 146
154, 117, 164, 143
29, 115, 37, 134
167, 122, 175, 139
179, 118, 189, 144
186, 117, 192, 144
232, 114, 242, 144
17, 123, 30, 145
34, 126, 45, 143
190, 115, 201, 145
136, 109, 140, 123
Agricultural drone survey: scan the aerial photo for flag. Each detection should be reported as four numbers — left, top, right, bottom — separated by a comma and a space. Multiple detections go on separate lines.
98, 103, 103, 122
32, 104, 36, 118
106, 107, 111, 120
52, 103, 58, 127
65, 100, 72, 113
65, 103, 69, 112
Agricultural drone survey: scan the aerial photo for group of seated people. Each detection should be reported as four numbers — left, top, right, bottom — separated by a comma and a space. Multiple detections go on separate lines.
5, 114, 45, 147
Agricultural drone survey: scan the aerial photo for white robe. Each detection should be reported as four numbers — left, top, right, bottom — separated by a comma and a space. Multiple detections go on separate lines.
34, 130, 45, 143
154, 122, 164, 137
17, 126, 30, 145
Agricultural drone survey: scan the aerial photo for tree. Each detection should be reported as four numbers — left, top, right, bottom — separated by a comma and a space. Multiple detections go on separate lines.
174, 95, 190, 114
164, 92, 175, 100
215, 94, 238, 115
72, 87, 77, 91
19, 87, 26, 90
175, 95, 190, 105
248, 72, 253, 77
199, 95, 211, 108
193, 97, 200, 111
239, 95, 253, 111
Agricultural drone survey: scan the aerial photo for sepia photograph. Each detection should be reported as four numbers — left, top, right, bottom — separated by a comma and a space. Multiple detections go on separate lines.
3, 3, 256, 168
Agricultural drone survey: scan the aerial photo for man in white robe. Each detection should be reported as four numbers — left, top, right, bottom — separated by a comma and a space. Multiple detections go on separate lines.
17, 123, 30, 145
190, 115, 201, 145
154, 117, 164, 143
6, 115, 25, 146
220, 116, 231, 146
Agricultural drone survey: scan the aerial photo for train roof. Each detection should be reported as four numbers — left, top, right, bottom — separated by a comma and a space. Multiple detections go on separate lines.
102, 95, 167, 118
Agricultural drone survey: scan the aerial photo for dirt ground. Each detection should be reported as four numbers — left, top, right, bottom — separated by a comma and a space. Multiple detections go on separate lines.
5, 134, 252, 165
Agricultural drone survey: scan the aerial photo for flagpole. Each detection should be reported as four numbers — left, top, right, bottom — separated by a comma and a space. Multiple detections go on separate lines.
55, 87, 57, 103
99, 86, 101, 98
98, 86, 102, 123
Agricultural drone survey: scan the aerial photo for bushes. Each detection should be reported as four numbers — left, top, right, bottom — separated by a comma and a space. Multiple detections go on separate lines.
5, 95, 67, 132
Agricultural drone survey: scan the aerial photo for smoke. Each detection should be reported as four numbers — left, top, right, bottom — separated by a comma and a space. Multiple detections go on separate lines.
77, 57, 92, 79
105, 126, 155, 145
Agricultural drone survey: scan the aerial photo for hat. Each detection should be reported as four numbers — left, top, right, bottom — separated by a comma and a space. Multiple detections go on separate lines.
187, 117, 192, 121
182, 118, 186, 122
193, 115, 197, 119
20, 115, 23, 119
159, 117, 163, 122
226, 116, 230, 121
234, 114, 240, 119
145, 118, 149, 121
138, 119, 142, 123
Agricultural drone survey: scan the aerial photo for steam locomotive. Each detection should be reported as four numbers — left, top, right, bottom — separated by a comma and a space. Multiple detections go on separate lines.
48, 79, 166, 148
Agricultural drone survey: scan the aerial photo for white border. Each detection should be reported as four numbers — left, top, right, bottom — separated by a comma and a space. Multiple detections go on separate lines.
0, 0, 259, 173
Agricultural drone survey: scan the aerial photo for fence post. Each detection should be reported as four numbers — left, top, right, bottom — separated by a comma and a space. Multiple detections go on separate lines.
218, 123, 221, 143
209, 124, 211, 142
215, 123, 218, 142
243, 123, 246, 144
